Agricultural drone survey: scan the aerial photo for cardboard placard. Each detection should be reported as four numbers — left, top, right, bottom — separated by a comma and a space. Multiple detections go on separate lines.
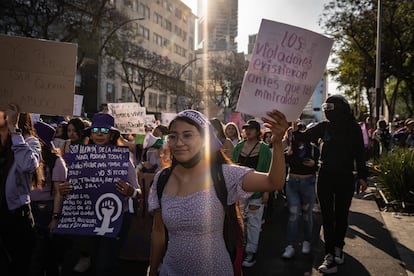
236, 19, 333, 122
55, 145, 130, 237
0, 34, 77, 115
107, 102, 146, 134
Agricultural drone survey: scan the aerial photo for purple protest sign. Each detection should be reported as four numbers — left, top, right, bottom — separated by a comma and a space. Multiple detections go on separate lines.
54, 144, 130, 238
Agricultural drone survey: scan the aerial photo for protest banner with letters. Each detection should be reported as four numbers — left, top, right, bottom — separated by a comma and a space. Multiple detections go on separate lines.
107, 102, 146, 134
0, 34, 77, 115
54, 144, 130, 237
145, 114, 157, 128
236, 19, 333, 122
161, 112, 177, 126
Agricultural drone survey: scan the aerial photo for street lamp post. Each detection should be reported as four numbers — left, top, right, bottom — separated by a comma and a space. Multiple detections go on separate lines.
375, 0, 383, 121
174, 57, 199, 112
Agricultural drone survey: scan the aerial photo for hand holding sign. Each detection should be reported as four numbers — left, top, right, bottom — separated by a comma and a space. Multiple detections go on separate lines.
236, 19, 333, 122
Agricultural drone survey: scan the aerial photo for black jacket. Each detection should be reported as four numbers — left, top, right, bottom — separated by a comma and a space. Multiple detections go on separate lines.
294, 120, 368, 180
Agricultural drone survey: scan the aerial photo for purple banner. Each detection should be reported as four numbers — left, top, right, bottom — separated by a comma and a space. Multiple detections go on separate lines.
55, 144, 130, 237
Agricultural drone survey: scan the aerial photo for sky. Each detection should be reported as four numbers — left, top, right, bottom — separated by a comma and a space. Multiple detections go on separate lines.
181, 0, 338, 94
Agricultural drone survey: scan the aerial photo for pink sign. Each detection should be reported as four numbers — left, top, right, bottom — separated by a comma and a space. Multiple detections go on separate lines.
237, 19, 333, 121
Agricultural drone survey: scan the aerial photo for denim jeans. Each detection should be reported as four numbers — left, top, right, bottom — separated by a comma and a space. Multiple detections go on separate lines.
285, 175, 316, 242
244, 198, 264, 254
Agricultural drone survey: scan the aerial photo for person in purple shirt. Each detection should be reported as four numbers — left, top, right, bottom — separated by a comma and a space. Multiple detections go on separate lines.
59, 112, 140, 276
0, 103, 42, 276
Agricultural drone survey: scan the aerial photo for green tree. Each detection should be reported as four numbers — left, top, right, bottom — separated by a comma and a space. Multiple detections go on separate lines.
321, 0, 414, 120
208, 52, 248, 112
0, 0, 130, 68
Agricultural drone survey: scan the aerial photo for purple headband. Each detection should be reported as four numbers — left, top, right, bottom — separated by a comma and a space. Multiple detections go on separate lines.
175, 110, 223, 151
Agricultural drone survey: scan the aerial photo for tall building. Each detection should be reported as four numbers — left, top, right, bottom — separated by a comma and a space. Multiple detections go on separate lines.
97, 0, 196, 115
197, 0, 238, 51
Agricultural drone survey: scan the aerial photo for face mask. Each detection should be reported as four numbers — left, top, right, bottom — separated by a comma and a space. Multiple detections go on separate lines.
323, 96, 351, 123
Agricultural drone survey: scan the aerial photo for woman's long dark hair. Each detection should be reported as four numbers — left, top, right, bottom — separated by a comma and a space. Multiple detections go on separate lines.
68, 118, 86, 141
39, 141, 59, 194
210, 118, 227, 143
18, 113, 43, 189
57, 122, 69, 140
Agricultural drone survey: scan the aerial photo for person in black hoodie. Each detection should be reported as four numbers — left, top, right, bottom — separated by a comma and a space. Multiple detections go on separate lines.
293, 95, 368, 274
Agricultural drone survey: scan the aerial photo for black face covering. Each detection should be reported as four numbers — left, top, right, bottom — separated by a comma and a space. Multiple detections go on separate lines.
324, 95, 352, 123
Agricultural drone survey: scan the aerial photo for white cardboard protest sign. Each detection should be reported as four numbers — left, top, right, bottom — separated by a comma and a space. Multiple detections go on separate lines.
0, 34, 77, 115
73, 94, 84, 116
107, 102, 146, 134
145, 114, 157, 128
161, 112, 177, 126
236, 19, 333, 122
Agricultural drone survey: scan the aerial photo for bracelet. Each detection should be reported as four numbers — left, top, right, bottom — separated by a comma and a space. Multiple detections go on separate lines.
132, 188, 138, 198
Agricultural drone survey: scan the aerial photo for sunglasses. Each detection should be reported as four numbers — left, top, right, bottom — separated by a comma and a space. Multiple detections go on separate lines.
90, 127, 110, 134
322, 103, 335, 111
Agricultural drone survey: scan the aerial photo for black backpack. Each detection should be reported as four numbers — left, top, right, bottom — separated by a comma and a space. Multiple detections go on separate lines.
156, 163, 245, 276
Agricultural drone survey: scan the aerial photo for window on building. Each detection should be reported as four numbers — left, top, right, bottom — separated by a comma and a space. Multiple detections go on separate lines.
153, 33, 163, 46
148, 92, 157, 109
164, 38, 171, 48
106, 83, 115, 103
126, 66, 133, 82
165, 19, 172, 32
174, 25, 182, 37
106, 59, 115, 79
188, 36, 194, 50
154, 12, 163, 25
139, 25, 150, 40
122, 86, 133, 102
139, 3, 150, 19
159, 94, 167, 109
175, 8, 182, 19
174, 44, 186, 57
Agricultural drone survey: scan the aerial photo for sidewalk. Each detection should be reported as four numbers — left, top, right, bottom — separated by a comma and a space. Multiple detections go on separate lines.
381, 210, 414, 276
243, 194, 414, 275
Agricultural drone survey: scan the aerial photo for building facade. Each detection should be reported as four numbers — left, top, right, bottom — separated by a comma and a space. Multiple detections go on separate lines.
97, 0, 196, 116
197, 0, 238, 52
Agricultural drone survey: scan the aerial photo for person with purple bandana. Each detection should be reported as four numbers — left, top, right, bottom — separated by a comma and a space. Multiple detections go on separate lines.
148, 109, 288, 276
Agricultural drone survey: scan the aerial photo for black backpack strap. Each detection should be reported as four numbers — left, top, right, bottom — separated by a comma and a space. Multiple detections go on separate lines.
211, 163, 245, 274
211, 163, 227, 207
156, 165, 175, 207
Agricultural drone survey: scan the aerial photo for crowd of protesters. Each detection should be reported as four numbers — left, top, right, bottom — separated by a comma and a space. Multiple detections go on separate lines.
1, 99, 413, 276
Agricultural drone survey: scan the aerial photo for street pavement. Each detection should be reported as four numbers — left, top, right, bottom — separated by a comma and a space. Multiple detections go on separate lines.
243, 192, 414, 276
61, 191, 414, 276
